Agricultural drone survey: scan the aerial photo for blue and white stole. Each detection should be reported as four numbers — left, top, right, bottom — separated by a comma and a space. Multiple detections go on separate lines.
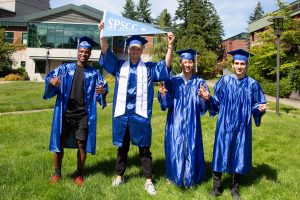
114, 60, 148, 118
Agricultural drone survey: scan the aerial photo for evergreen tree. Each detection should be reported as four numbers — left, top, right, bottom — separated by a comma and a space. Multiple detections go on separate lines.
151, 9, 174, 72
154, 9, 172, 27
174, 0, 191, 28
122, 0, 137, 20
174, 0, 224, 78
136, 0, 152, 23
249, 2, 265, 23
0, 28, 16, 71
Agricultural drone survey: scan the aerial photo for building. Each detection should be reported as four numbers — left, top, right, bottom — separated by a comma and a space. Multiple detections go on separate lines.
0, 3, 162, 81
0, 0, 50, 17
249, 0, 300, 46
221, 32, 250, 59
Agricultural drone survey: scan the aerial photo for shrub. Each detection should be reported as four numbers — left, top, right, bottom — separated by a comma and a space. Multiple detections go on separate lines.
3, 73, 22, 81
260, 78, 292, 98
17, 67, 30, 80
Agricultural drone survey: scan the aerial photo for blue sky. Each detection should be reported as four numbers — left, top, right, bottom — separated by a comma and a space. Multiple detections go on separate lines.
50, 0, 294, 39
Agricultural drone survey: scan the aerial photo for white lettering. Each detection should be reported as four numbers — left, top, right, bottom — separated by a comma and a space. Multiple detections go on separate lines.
108, 18, 139, 31
108, 18, 114, 29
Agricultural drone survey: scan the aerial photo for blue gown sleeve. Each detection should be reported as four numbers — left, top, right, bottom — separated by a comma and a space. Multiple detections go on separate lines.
150, 60, 170, 82
198, 79, 210, 116
96, 70, 108, 109
251, 81, 267, 127
43, 65, 64, 99
99, 48, 119, 76
208, 76, 225, 117
157, 79, 173, 111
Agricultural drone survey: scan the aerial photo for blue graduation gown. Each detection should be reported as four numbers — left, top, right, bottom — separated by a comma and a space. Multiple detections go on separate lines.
209, 75, 266, 174
99, 48, 169, 147
43, 63, 107, 155
157, 74, 210, 187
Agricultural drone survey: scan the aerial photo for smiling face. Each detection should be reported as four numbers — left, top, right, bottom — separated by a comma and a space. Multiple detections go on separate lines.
180, 59, 194, 75
77, 47, 91, 66
232, 59, 247, 79
128, 45, 143, 63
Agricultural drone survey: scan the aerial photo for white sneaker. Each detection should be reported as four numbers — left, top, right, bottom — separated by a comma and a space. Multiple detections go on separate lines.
144, 183, 157, 195
112, 178, 124, 187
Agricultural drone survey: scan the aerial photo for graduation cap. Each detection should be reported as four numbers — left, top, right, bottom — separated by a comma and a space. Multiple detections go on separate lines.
176, 48, 199, 72
77, 36, 98, 50
125, 35, 148, 48
227, 49, 254, 63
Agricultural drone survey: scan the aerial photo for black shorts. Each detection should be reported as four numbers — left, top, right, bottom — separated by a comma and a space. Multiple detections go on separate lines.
62, 115, 88, 141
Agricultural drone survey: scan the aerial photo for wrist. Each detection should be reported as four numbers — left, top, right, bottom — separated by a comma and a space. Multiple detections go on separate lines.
167, 44, 173, 50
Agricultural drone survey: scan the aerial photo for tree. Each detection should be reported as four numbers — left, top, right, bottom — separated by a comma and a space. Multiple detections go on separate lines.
136, 0, 152, 23
150, 10, 176, 72
248, 0, 300, 96
0, 28, 16, 72
174, 0, 191, 28
249, 2, 265, 23
154, 9, 172, 28
122, 0, 138, 20
173, 0, 224, 78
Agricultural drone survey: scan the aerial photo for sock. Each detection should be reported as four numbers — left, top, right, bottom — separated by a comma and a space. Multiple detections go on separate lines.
55, 168, 61, 177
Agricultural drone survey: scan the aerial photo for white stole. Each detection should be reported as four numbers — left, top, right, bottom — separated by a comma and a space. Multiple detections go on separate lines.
114, 60, 148, 118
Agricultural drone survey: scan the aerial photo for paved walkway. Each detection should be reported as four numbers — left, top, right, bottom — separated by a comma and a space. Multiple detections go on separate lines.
1, 80, 299, 116
206, 80, 300, 109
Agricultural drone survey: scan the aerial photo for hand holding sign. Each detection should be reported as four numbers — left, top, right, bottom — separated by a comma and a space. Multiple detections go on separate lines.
100, 11, 166, 37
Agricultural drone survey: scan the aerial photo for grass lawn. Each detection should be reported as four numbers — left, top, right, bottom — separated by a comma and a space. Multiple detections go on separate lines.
1, 99, 300, 199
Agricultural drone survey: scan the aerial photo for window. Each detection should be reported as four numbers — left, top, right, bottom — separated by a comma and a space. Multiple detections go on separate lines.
153, 37, 158, 45
5, 32, 14, 43
28, 23, 101, 49
35, 60, 46, 73
21, 61, 26, 67
22, 33, 27, 45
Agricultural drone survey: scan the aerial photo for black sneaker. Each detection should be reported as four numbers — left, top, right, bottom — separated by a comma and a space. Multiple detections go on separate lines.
231, 188, 241, 200
211, 186, 222, 197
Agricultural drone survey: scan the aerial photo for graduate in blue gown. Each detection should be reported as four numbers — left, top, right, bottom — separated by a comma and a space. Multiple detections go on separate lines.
158, 48, 211, 188
198, 49, 267, 199
43, 36, 108, 185
98, 20, 175, 195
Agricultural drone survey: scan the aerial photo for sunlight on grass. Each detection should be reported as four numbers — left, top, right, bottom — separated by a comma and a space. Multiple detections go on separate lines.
0, 101, 299, 199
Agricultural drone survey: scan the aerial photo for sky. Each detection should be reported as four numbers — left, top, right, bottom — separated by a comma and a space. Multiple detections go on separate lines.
50, 0, 295, 39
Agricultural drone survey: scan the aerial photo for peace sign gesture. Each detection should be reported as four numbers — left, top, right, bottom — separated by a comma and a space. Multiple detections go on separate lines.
198, 82, 211, 100
158, 81, 168, 97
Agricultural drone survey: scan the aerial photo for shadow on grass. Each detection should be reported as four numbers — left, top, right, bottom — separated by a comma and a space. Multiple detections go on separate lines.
220, 163, 277, 189
282, 107, 297, 114
153, 159, 214, 183
82, 153, 148, 179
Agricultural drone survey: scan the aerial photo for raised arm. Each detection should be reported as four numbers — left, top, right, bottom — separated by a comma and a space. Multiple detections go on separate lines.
165, 32, 175, 69
98, 20, 108, 55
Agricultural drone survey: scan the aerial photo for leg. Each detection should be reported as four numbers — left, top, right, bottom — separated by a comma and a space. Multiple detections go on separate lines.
139, 146, 153, 180
211, 171, 223, 196
115, 127, 130, 177
231, 173, 241, 200
51, 127, 67, 183
112, 126, 130, 187
76, 139, 87, 175
139, 146, 156, 195
74, 139, 86, 186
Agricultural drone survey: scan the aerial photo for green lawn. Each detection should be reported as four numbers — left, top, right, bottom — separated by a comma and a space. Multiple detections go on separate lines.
1, 89, 300, 199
